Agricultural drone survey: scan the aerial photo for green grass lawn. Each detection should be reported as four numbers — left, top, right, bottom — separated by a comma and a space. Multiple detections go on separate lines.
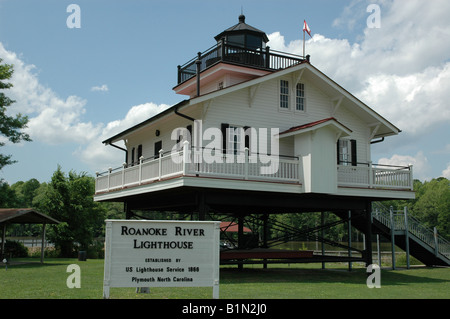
0, 258, 449, 299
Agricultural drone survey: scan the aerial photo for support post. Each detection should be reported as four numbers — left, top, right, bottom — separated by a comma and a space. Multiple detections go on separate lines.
348, 210, 352, 271
390, 206, 396, 270
434, 227, 439, 257
321, 212, 325, 269
198, 192, 207, 221
404, 207, 410, 269
238, 215, 244, 270
1, 223, 6, 259
365, 202, 373, 267
125, 202, 132, 220
377, 234, 381, 267
263, 213, 269, 269
40, 223, 46, 263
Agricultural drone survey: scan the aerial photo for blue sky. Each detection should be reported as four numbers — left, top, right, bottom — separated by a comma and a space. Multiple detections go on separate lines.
1, 0, 450, 184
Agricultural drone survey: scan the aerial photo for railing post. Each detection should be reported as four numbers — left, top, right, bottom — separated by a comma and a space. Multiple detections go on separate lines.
107, 167, 112, 191
221, 38, 226, 61
196, 52, 202, 97
296, 155, 303, 185
177, 65, 181, 84
434, 227, 439, 257
244, 147, 249, 180
139, 156, 144, 185
404, 206, 410, 269
409, 165, 414, 190
122, 162, 126, 189
158, 150, 164, 181
265, 46, 270, 68
95, 172, 99, 192
182, 141, 190, 176
390, 206, 396, 270
368, 161, 373, 188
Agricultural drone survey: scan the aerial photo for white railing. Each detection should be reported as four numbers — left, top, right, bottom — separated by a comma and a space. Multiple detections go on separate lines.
337, 162, 413, 190
95, 143, 302, 194
96, 146, 414, 194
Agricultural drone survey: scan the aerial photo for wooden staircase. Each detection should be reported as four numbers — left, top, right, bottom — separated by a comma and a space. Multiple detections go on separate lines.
371, 203, 450, 267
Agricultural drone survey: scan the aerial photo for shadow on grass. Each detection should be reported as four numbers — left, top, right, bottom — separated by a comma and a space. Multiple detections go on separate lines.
3, 258, 79, 268
219, 265, 450, 287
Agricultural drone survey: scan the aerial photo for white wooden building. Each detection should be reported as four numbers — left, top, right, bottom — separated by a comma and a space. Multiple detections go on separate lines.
93, 15, 415, 265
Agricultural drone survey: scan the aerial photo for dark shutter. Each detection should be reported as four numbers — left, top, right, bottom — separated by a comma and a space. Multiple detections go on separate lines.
244, 126, 250, 150
154, 141, 162, 158
131, 147, 135, 166
337, 140, 340, 165
221, 123, 229, 154
137, 145, 143, 161
351, 139, 357, 166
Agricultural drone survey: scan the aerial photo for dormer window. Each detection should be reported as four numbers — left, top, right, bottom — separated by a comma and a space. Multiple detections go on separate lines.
296, 83, 305, 111
280, 80, 289, 109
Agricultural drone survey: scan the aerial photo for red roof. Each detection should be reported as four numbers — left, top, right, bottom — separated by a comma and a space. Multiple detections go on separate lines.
279, 117, 352, 135
220, 222, 252, 233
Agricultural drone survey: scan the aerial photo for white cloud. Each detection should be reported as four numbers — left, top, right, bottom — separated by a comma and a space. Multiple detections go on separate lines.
0, 41, 173, 172
442, 164, 450, 179
0, 42, 102, 145
268, 0, 450, 136
91, 84, 109, 92
76, 102, 171, 171
377, 151, 431, 181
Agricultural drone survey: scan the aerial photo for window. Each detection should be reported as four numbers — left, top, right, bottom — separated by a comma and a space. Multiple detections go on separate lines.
228, 125, 244, 155
221, 124, 251, 155
296, 83, 305, 111
337, 139, 357, 166
280, 80, 289, 109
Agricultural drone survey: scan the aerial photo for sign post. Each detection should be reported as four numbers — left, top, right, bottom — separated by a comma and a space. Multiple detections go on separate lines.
103, 220, 220, 299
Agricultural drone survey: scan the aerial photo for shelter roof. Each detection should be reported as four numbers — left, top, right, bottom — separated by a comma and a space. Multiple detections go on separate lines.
0, 209, 60, 224
220, 221, 252, 233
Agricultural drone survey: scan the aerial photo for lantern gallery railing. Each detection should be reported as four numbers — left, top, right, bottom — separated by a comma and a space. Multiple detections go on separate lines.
177, 41, 305, 84
95, 145, 414, 195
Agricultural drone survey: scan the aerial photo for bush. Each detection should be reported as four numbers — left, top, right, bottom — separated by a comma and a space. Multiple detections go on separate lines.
3, 240, 28, 258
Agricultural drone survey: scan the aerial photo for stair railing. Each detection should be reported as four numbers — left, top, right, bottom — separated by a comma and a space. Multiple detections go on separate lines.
372, 202, 450, 260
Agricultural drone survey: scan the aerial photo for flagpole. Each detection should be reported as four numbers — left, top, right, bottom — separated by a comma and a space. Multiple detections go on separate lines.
303, 29, 305, 58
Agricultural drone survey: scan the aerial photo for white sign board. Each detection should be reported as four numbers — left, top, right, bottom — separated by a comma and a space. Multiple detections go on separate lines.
103, 220, 220, 299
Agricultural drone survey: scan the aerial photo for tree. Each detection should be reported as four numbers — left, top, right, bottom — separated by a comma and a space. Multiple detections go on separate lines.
0, 179, 18, 208
35, 166, 106, 257
0, 59, 31, 169
411, 178, 450, 239
11, 178, 40, 207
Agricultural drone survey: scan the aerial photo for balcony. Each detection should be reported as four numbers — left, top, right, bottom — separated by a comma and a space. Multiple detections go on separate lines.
177, 40, 306, 85
94, 144, 414, 196
95, 145, 301, 195
337, 163, 414, 190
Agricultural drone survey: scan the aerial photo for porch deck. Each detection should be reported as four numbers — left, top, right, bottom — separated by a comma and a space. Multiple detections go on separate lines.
94, 147, 413, 196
